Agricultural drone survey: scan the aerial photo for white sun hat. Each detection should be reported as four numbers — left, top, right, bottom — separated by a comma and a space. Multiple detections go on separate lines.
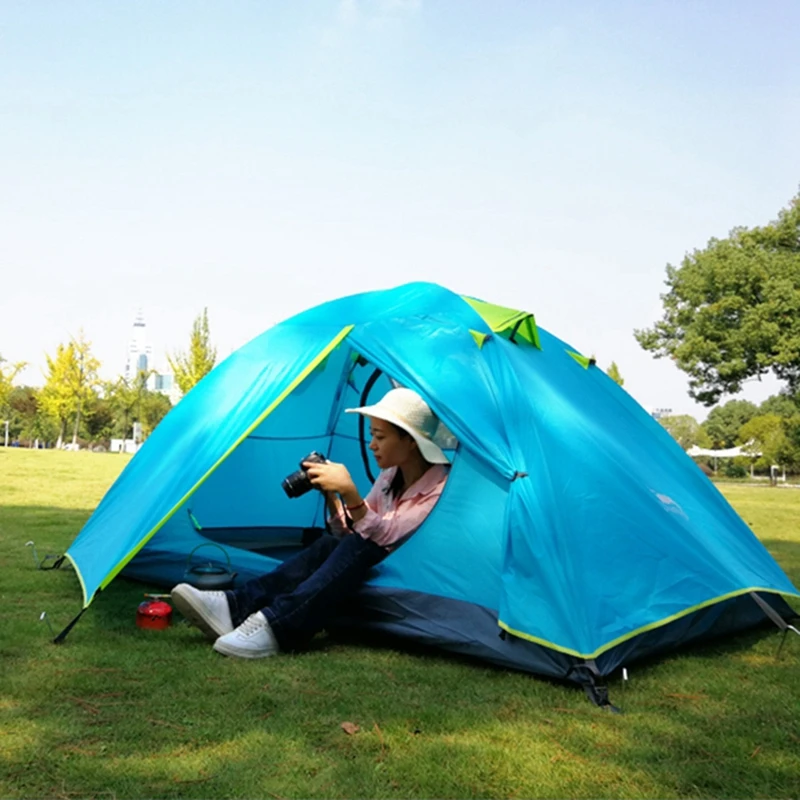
346, 387, 450, 464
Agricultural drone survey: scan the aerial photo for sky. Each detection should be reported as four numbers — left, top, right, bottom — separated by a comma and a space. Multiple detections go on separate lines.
2, 0, 798, 420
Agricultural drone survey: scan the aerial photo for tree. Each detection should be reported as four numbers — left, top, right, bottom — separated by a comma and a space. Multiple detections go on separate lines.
83, 394, 116, 444
139, 390, 172, 436
606, 361, 624, 387
168, 308, 217, 395
759, 392, 800, 418
738, 414, 787, 469
67, 333, 101, 446
7, 386, 39, 442
780, 416, 800, 471
39, 335, 101, 448
635, 192, 800, 405
40, 342, 78, 448
659, 414, 711, 451
106, 374, 143, 451
701, 399, 758, 449
0, 353, 26, 417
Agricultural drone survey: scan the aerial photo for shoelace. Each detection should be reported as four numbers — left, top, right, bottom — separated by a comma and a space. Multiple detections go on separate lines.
237, 613, 266, 637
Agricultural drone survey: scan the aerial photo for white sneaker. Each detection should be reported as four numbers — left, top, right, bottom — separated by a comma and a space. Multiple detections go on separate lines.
171, 583, 233, 640
213, 612, 281, 659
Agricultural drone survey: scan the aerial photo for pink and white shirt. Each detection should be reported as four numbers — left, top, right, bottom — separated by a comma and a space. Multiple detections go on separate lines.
329, 464, 449, 550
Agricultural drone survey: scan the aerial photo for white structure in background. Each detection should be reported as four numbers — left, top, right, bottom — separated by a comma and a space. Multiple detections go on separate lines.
650, 407, 673, 420
110, 438, 139, 454
685, 442, 788, 481
123, 310, 182, 405
125, 309, 152, 382
686, 444, 760, 459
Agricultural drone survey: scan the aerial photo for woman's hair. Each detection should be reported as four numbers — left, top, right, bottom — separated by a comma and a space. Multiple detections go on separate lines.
383, 423, 427, 499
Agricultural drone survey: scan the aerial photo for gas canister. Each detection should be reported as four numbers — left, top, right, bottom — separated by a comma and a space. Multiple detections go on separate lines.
136, 595, 173, 630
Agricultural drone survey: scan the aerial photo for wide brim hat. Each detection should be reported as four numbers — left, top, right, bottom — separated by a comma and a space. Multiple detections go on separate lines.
346, 387, 450, 464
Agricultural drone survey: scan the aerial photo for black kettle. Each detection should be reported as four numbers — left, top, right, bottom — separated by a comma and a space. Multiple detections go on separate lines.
183, 543, 237, 590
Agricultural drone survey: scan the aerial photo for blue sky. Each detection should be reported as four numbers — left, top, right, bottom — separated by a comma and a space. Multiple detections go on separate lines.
2, 0, 798, 419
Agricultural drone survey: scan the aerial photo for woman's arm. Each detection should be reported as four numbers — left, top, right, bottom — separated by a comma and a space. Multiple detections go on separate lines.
325, 491, 349, 534
305, 461, 369, 524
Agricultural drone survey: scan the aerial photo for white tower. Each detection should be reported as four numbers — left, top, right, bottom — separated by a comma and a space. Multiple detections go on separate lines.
124, 309, 152, 382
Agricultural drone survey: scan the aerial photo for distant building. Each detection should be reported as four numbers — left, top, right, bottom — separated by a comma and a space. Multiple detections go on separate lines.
650, 407, 673, 420
124, 309, 152, 382
123, 310, 181, 405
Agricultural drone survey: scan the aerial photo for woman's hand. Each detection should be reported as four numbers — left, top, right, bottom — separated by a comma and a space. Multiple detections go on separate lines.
303, 460, 357, 497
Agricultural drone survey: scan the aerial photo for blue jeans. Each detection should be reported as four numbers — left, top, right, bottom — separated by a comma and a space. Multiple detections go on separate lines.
225, 533, 388, 650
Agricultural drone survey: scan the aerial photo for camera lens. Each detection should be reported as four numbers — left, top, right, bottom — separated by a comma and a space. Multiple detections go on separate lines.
281, 469, 312, 499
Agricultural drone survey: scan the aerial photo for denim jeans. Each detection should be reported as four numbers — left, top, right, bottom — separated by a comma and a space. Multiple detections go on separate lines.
225, 533, 388, 650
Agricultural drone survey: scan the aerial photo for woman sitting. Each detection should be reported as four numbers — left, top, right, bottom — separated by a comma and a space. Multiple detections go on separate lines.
171, 387, 450, 659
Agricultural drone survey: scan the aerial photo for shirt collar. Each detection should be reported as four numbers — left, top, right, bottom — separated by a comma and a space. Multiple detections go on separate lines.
398, 463, 449, 499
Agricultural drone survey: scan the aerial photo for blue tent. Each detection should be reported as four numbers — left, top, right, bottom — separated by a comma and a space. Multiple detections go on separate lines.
60, 283, 798, 688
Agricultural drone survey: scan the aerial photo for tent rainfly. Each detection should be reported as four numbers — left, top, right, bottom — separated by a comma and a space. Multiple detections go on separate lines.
52, 283, 799, 704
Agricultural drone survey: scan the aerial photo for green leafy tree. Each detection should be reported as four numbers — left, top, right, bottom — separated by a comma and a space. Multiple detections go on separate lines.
7, 386, 36, 441
7, 386, 58, 446
780, 416, 800, 471
40, 342, 78, 448
106, 372, 145, 451
0, 353, 26, 417
759, 392, 800, 418
39, 335, 101, 448
701, 399, 758, 448
606, 361, 624, 387
738, 414, 787, 469
168, 308, 217, 395
139, 390, 172, 437
83, 394, 116, 445
659, 414, 712, 451
67, 333, 101, 446
635, 192, 800, 405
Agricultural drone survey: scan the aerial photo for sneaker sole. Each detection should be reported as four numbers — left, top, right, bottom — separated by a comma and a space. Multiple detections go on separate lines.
171, 585, 232, 641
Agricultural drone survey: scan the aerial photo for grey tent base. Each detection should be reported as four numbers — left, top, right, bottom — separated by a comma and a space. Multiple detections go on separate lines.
330, 587, 798, 683
121, 530, 797, 684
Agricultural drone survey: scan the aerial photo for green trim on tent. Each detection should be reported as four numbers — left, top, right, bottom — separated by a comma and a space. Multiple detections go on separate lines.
469, 329, 489, 348
499, 585, 800, 659
92, 325, 355, 605
567, 350, 594, 369
462, 296, 542, 349
188, 510, 203, 531
63, 551, 90, 608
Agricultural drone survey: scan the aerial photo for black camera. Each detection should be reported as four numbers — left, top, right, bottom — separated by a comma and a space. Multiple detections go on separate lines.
281, 451, 328, 499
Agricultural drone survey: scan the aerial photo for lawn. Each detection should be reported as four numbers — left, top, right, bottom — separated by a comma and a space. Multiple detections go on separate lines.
1, 449, 799, 799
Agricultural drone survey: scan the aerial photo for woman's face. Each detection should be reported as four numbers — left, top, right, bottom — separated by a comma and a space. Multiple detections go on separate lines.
368, 417, 418, 469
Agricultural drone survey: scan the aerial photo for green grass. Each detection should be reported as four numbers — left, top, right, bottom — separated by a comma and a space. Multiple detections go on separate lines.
1, 449, 800, 799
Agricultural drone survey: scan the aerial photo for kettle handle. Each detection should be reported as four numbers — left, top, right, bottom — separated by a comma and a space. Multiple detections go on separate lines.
186, 542, 232, 569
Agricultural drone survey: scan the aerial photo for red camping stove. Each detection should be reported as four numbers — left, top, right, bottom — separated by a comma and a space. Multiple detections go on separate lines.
137, 595, 173, 630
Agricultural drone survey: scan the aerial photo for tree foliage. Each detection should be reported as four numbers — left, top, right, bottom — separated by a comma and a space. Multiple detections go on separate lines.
758, 391, 800, 418
5, 339, 173, 448
606, 361, 624, 387
39, 335, 100, 448
0, 353, 26, 415
168, 308, 217, 395
6, 386, 57, 444
635, 192, 800, 405
40, 342, 79, 448
659, 414, 711, 451
140, 391, 172, 437
738, 414, 787, 468
68, 333, 101, 445
701, 399, 757, 449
